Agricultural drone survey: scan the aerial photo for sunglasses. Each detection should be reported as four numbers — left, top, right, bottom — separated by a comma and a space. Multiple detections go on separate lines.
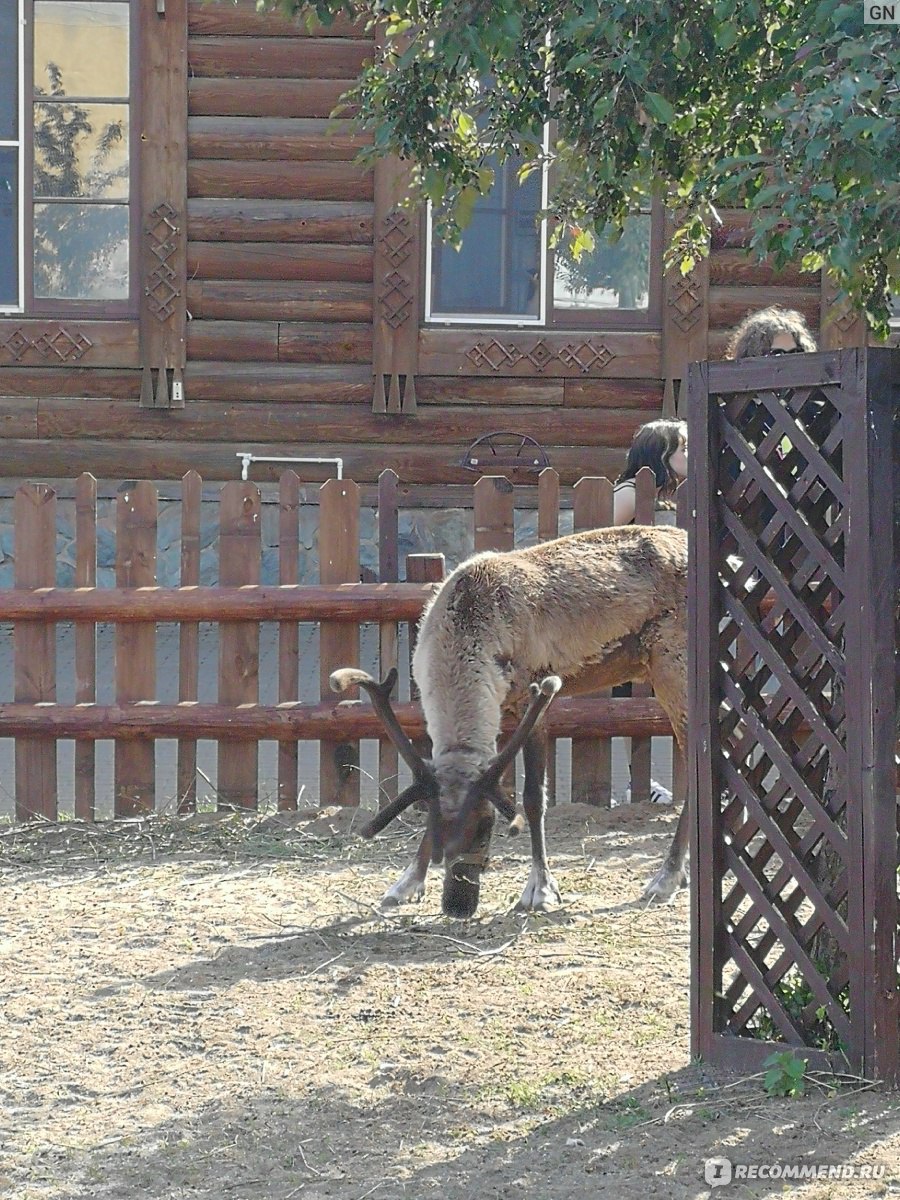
769, 346, 803, 356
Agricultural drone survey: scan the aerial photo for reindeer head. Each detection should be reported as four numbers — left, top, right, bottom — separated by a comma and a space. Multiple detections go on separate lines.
329, 668, 561, 919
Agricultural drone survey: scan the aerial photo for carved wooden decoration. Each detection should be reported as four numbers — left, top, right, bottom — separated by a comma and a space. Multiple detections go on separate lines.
372, 158, 421, 414
1, 326, 93, 362
139, 0, 187, 409
661, 213, 709, 417
464, 337, 614, 375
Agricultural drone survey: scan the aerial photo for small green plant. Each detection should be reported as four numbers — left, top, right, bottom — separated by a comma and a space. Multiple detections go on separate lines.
763, 1050, 808, 1097
748, 967, 849, 1052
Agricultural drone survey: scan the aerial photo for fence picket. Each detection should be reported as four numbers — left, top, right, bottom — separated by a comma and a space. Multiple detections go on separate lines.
318, 479, 360, 806
115, 482, 158, 816
14, 484, 57, 820
278, 471, 300, 810
572, 478, 614, 806
177, 470, 202, 813
74, 474, 97, 821
218, 481, 261, 810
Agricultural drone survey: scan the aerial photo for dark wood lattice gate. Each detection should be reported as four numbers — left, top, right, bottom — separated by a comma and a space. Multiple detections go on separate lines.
687, 346, 899, 1083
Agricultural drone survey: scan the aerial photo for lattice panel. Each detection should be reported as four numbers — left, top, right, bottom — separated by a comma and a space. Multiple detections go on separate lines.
689, 349, 899, 1081
714, 381, 852, 1049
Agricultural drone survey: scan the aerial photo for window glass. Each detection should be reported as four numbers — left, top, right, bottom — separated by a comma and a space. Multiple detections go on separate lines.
553, 213, 651, 311
34, 201, 129, 299
32, 0, 131, 304
0, 2, 18, 139
0, 148, 18, 305
34, 102, 129, 198
34, 2, 129, 98
430, 157, 542, 320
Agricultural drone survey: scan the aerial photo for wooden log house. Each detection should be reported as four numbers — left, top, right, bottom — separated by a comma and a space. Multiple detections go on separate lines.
0, 0, 887, 486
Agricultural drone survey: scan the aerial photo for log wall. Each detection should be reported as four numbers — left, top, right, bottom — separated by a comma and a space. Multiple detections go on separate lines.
0, 1, 881, 484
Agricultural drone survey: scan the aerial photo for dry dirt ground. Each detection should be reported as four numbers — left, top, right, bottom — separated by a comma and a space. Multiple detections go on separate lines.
2, 802, 899, 1200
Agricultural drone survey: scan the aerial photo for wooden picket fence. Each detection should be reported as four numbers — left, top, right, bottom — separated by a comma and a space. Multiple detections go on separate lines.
0, 467, 681, 822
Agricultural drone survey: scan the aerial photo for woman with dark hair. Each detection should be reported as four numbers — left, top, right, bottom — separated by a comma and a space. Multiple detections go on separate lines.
725, 305, 818, 360
613, 418, 687, 526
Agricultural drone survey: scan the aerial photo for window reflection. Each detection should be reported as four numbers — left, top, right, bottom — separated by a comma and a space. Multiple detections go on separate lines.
34, 103, 129, 199
553, 214, 651, 311
0, 2, 18, 140
0, 148, 18, 305
34, 2, 130, 98
32, 1, 131, 303
34, 202, 128, 299
430, 158, 542, 320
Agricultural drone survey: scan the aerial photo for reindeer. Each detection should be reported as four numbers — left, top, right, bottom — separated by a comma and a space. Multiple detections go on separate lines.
330, 523, 689, 918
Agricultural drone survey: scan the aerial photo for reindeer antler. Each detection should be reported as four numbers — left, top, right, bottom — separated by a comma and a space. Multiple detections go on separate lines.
361, 779, 435, 838
476, 675, 562, 790
329, 667, 431, 781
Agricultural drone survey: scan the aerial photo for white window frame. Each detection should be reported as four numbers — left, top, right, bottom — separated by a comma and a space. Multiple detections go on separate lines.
0, 0, 25, 313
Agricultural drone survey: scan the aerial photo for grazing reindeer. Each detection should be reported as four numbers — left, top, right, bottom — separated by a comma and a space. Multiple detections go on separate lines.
330, 524, 689, 918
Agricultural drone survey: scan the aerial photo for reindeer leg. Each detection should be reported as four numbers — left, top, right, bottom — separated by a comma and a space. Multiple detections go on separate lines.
643, 628, 689, 903
642, 748, 690, 902
382, 828, 432, 906
514, 730, 562, 912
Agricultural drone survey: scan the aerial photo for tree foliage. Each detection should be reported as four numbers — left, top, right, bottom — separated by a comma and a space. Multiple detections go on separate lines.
264, 0, 899, 334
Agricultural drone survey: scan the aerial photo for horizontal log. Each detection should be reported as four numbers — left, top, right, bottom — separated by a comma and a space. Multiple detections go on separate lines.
188, 1, 365, 38
189, 160, 372, 202
0, 398, 39, 438
186, 320, 373, 364
187, 116, 369, 162
708, 286, 820, 332
418, 328, 662, 378
187, 320, 279, 363
189, 77, 355, 119
0, 368, 139, 400
34, 397, 666, 445
187, 241, 373, 283
277, 322, 372, 364
3, 583, 433, 622
0, 696, 672, 740
188, 198, 373, 243
564, 378, 664, 410
188, 37, 373, 80
186, 279, 372, 322
177, 364, 374, 403
0, 319, 140, 369
708, 249, 815, 289
415, 377, 564, 407
0, 439, 626, 484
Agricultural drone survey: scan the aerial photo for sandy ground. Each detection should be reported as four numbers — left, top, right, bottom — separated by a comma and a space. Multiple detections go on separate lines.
1, 801, 899, 1200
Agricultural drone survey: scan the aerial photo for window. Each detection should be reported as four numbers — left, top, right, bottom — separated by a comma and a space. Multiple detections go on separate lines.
425, 153, 659, 328
0, 0, 135, 314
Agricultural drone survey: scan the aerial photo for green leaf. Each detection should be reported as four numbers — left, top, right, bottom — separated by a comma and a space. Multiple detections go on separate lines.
643, 92, 676, 125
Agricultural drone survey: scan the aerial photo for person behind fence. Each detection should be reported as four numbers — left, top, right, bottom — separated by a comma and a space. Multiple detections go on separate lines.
722, 306, 819, 528
612, 418, 688, 526
725, 304, 818, 361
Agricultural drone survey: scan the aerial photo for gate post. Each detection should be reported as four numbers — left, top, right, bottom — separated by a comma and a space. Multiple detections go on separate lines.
688, 346, 899, 1083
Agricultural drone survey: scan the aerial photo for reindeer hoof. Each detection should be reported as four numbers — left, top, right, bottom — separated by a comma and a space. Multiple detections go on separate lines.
514, 867, 562, 912
642, 865, 688, 904
381, 879, 425, 907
